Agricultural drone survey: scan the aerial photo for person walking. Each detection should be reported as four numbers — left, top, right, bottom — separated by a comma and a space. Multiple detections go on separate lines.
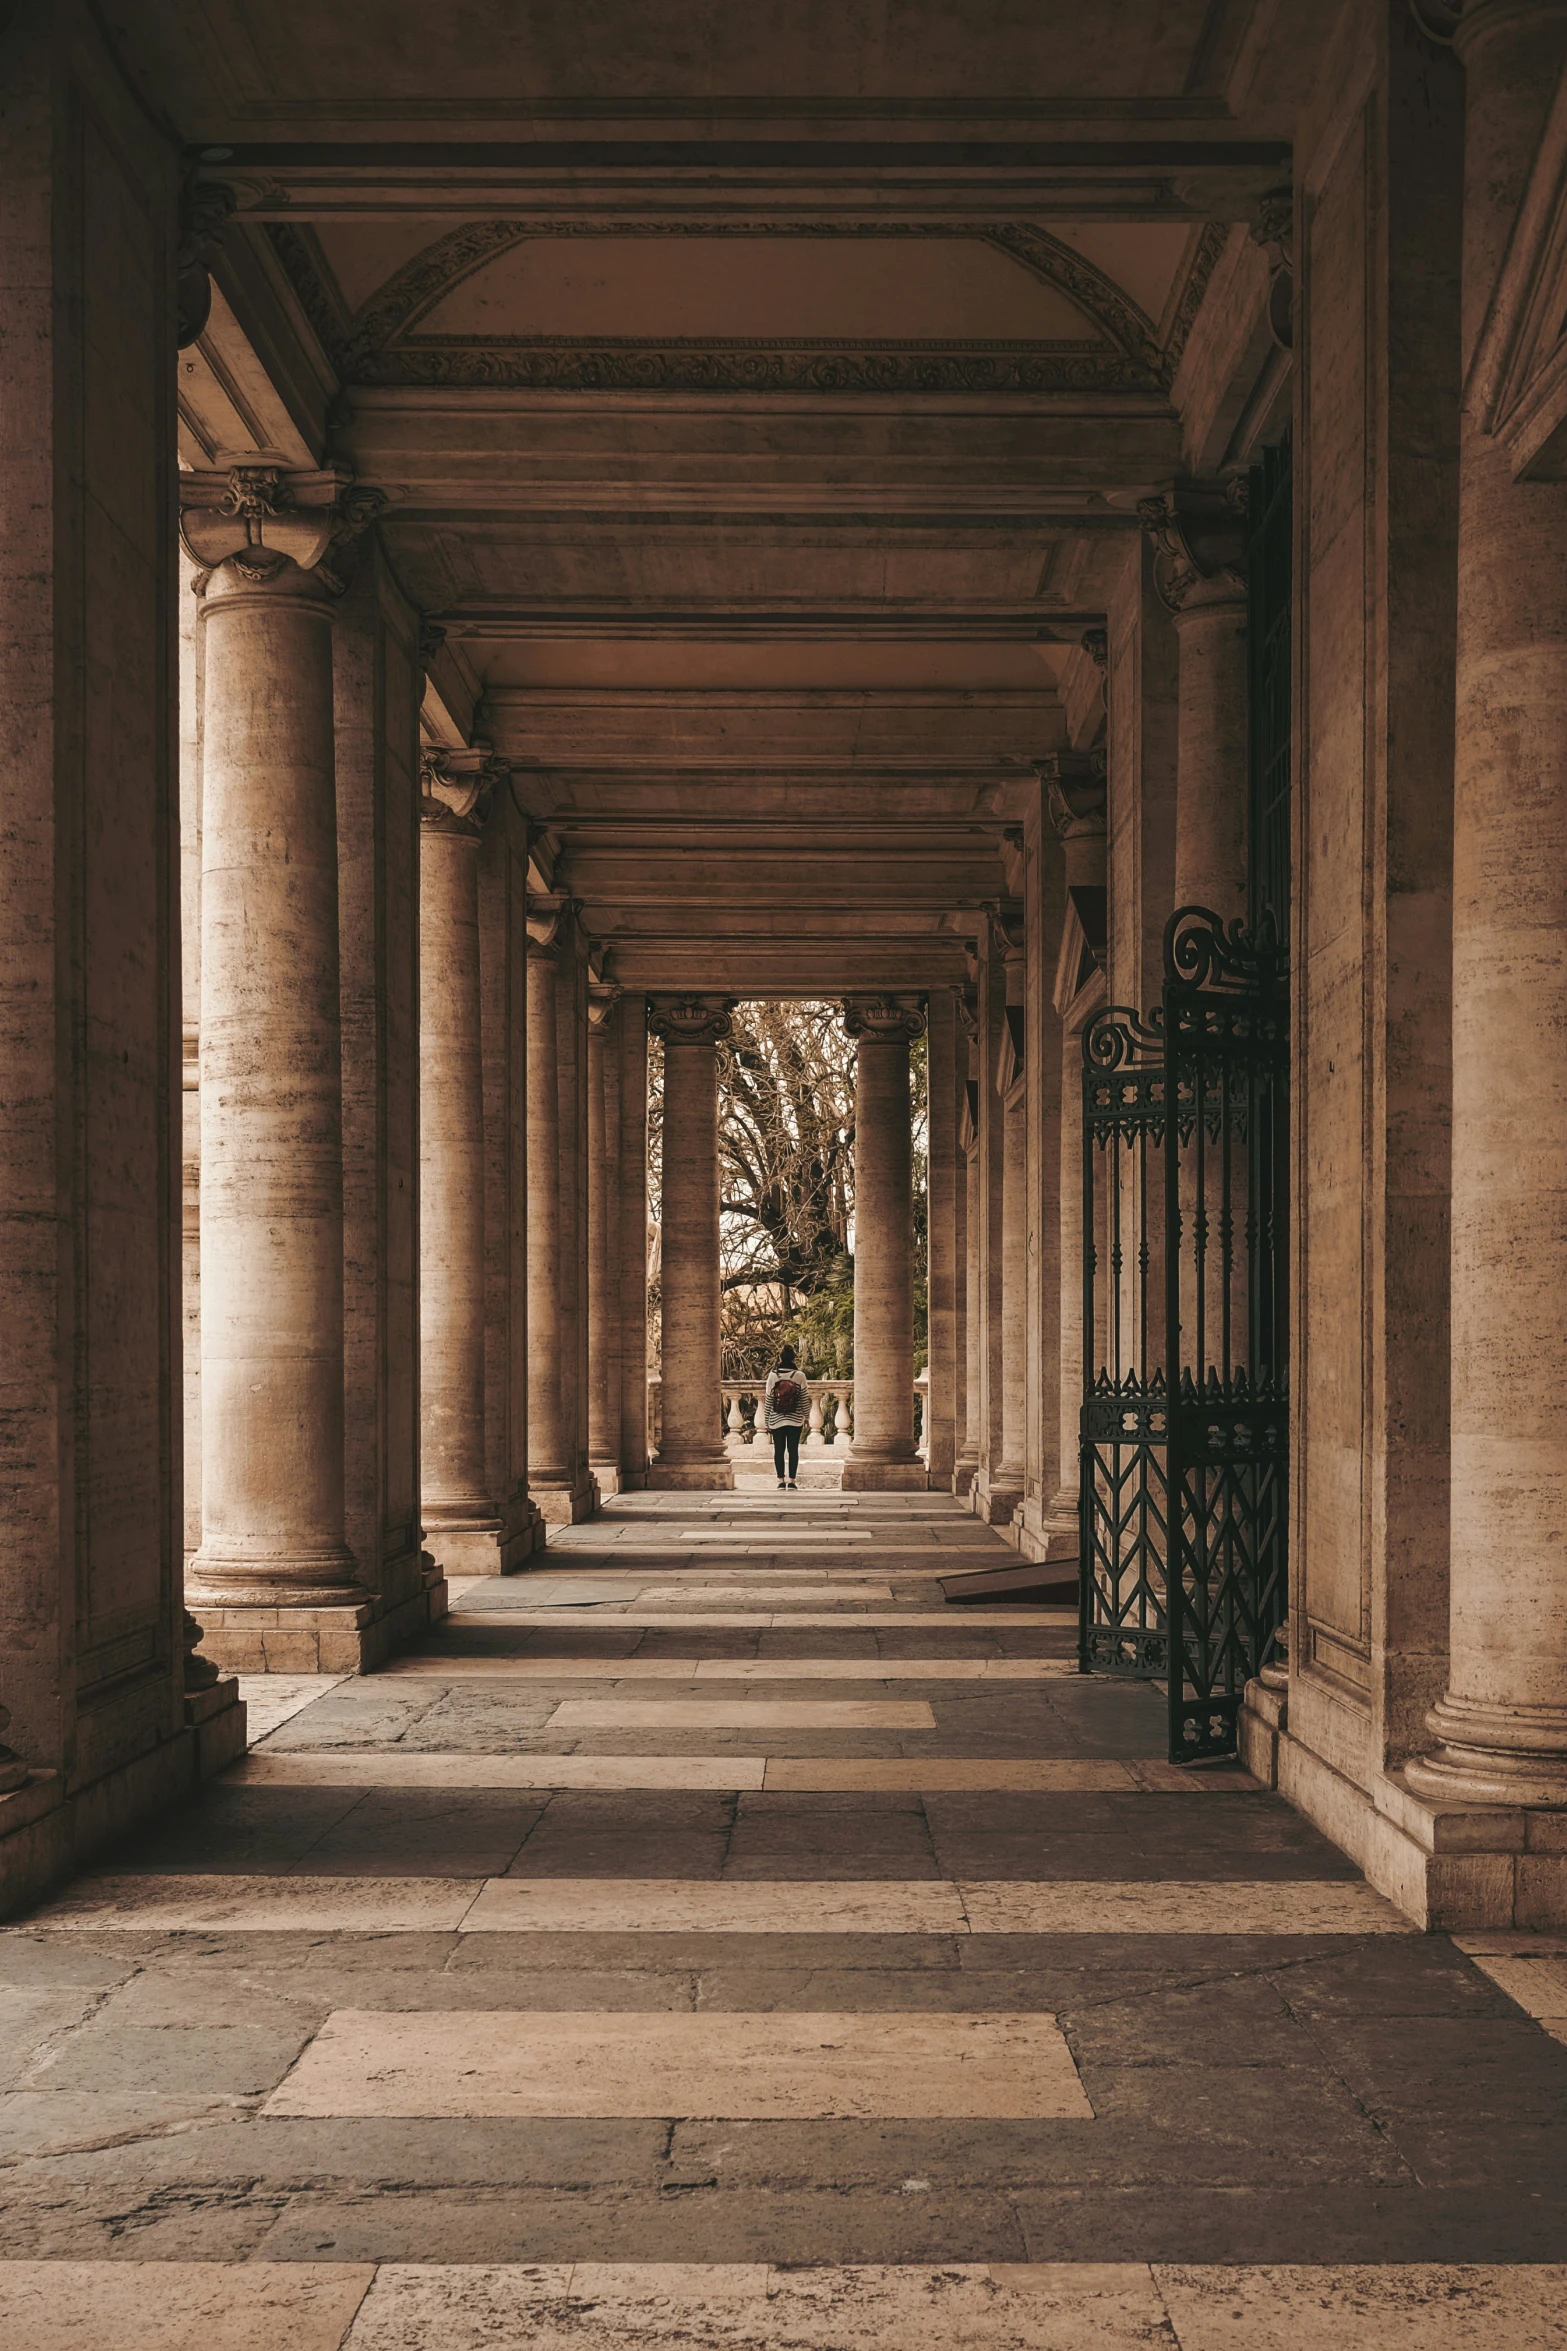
762, 1346, 810, 1490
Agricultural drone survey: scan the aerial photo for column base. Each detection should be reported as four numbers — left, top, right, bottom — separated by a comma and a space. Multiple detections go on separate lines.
590, 1457, 624, 1496
531, 1471, 599, 1525
647, 1458, 737, 1491
1010, 1515, 1079, 1569
841, 1456, 928, 1491
189, 1570, 448, 1676
424, 1513, 544, 1578
1242, 1677, 1567, 1929
970, 1472, 1024, 1526
1405, 1696, 1567, 1810
951, 1453, 978, 1499
0, 1679, 246, 1923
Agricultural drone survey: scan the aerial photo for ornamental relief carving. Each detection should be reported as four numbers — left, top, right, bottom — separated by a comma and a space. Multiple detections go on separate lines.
648, 995, 736, 1046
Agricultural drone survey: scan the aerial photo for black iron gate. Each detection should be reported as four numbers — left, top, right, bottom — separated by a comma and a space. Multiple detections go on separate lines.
1079, 906, 1289, 1761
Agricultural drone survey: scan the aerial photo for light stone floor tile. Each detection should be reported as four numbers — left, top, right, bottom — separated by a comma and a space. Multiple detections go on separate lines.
453, 1610, 1067, 1629
25, 1875, 482, 1934
1460, 1948, 1567, 2045
0, 2261, 375, 2351
227, 1753, 771, 1791
759, 1759, 1142, 1792
1153, 2264, 1567, 2348
261, 2007, 1092, 2120
237, 1675, 350, 1746
545, 1699, 938, 1729
461, 1877, 968, 1934
957, 1879, 1412, 1935
380, 1655, 1074, 1680
341, 2261, 1180, 2351
223, 1753, 1229, 1795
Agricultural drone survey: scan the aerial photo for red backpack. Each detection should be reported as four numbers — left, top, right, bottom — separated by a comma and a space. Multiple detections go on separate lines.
772, 1374, 802, 1415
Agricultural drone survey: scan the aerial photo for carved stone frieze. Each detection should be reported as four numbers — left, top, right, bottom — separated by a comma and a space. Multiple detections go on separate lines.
1137, 477, 1248, 613
842, 993, 928, 1041
648, 994, 736, 1046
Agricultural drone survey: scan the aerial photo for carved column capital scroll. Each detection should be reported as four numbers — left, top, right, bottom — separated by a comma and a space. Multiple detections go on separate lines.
180, 466, 387, 596
526, 891, 580, 960
1080, 626, 1108, 673
418, 619, 447, 667
842, 993, 927, 1042
588, 981, 624, 1032
177, 174, 236, 348
981, 900, 1027, 966
1136, 477, 1248, 614
648, 994, 736, 1046
1037, 748, 1109, 842
420, 745, 504, 840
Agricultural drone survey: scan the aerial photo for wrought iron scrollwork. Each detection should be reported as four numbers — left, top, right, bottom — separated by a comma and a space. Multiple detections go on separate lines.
1079, 904, 1289, 1763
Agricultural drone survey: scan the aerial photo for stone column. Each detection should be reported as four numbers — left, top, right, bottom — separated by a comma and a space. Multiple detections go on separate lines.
419, 750, 501, 1573
923, 987, 962, 1488
185, 548, 364, 1623
842, 996, 929, 1491
1408, 0, 1567, 1813
526, 895, 589, 1521
1046, 761, 1110, 1527
616, 996, 652, 1489
995, 917, 1029, 1498
955, 988, 981, 1496
648, 997, 736, 1489
587, 982, 624, 1491
1139, 479, 1249, 921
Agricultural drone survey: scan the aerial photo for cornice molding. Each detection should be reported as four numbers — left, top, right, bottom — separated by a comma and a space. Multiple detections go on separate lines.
647, 993, 736, 1045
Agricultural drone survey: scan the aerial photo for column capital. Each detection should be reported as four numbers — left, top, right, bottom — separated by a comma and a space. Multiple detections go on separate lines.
180, 464, 387, 598
842, 993, 927, 1041
648, 994, 735, 1046
982, 899, 1027, 965
1079, 625, 1108, 673
1137, 477, 1248, 613
420, 745, 503, 840
176, 172, 236, 348
952, 983, 980, 1044
526, 892, 580, 959
588, 982, 624, 1031
1038, 749, 1108, 842
418, 619, 447, 667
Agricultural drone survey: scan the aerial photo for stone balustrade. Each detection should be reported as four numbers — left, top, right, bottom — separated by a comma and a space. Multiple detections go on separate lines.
645, 1376, 928, 1456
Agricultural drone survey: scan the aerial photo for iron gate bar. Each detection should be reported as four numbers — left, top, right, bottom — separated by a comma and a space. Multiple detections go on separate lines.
1162, 906, 1289, 1763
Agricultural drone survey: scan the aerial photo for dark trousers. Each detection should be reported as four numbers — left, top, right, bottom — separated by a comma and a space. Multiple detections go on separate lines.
772, 1424, 801, 1479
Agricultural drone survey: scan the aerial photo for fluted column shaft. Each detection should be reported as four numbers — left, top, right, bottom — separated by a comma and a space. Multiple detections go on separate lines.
189, 559, 360, 1604
648, 997, 734, 1487
418, 763, 495, 1552
526, 922, 568, 1486
843, 997, 928, 1491
1409, 0, 1567, 1808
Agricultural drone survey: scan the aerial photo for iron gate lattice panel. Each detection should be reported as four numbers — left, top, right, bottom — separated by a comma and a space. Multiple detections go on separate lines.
1080, 907, 1289, 1761
1079, 1001, 1170, 1679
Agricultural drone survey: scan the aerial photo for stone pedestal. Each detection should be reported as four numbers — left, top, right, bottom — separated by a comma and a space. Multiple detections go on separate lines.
647, 997, 735, 1489
527, 898, 596, 1523
419, 753, 504, 1575
842, 996, 928, 1491
186, 554, 367, 1633
1406, 0, 1567, 1836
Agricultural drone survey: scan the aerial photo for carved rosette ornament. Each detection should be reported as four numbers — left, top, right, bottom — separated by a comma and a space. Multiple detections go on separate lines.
648, 995, 736, 1047
420, 745, 502, 841
179, 465, 387, 597
1136, 478, 1248, 615
842, 994, 927, 1042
